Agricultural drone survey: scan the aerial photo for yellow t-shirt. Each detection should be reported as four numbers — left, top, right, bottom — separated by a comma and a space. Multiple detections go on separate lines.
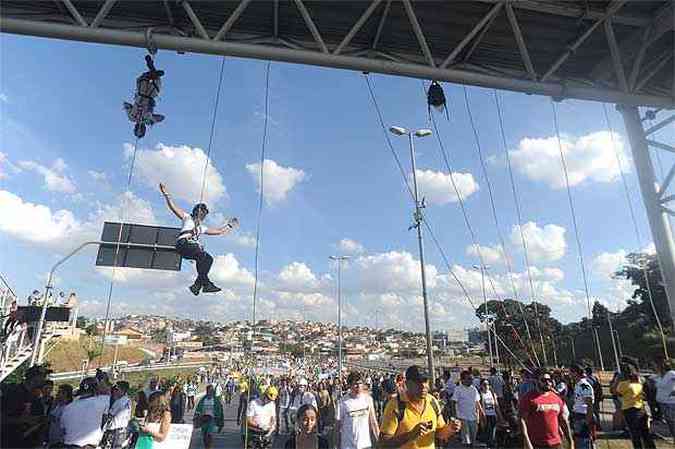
381, 394, 446, 449
616, 380, 644, 410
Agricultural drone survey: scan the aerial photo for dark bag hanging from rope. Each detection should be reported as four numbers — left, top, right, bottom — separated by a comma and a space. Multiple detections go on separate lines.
427, 80, 449, 120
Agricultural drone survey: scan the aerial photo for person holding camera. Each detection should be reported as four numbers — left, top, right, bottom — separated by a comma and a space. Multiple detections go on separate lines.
611, 362, 656, 449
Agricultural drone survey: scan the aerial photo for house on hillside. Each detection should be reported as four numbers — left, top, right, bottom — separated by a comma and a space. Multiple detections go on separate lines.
114, 327, 146, 340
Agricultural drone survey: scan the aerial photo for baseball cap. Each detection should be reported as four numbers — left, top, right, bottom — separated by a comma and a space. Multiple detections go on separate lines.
298, 378, 308, 387
405, 365, 430, 383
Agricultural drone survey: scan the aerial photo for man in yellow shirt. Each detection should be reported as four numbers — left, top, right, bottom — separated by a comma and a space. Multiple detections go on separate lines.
380, 366, 461, 449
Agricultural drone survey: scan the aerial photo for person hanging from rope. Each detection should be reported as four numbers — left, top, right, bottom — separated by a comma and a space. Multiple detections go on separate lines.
159, 183, 239, 295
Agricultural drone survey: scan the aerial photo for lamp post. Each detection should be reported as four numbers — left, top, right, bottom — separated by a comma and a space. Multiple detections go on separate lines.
329, 255, 350, 396
389, 125, 435, 385
473, 264, 494, 367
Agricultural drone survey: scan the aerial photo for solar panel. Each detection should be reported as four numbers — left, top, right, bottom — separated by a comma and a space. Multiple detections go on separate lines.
96, 222, 182, 271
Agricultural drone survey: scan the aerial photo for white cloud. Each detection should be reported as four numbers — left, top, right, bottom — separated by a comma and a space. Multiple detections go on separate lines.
337, 238, 364, 255
348, 251, 438, 293
246, 159, 306, 205
18, 158, 76, 193
0, 93, 7, 103
511, 222, 566, 263
209, 253, 255, 287
466, 243, 504, 266
0, 190, 82, 243
0, 152, 21, 179
509, 131, 627, 189
413, 169, 479, 205
276, 262, 320, 292
128, 143, 227, 204
592, 249, 627, 279
88, 170, 108, 183
230, 232, 257, 248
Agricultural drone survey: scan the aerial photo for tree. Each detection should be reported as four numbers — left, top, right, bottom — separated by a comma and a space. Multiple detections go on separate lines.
76, 316, 88, 329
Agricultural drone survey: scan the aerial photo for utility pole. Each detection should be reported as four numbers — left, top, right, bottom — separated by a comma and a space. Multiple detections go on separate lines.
607, 312, 620, 371
329, 255, 350, 398
569, 335, 576, 362
389, 125, 435, 385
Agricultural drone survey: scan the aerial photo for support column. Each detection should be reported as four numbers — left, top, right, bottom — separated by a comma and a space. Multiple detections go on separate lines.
620, 105, 675, 331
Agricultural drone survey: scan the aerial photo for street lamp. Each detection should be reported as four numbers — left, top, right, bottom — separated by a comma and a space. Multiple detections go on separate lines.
329, 255, 350, 396
389, 125, 435, 385
472, 264, 495, 367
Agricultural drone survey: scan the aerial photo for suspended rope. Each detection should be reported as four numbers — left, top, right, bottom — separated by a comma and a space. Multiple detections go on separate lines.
551, 100, 601, 367
493, 90, 543, 364
602, 103, 669, 359
363, 74, 531, 369
199, 56, 227, 202
244, 60, 272, 449
461, 87, 540, 366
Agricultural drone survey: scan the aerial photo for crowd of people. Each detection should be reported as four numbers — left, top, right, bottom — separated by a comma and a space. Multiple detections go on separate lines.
1, 355, 674, 449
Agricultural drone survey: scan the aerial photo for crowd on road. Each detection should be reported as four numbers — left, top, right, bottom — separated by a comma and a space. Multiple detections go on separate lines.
1, 354, 674, 449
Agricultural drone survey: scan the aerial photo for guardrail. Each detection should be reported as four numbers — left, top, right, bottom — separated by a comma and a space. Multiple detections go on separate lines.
50, 360, 210, 382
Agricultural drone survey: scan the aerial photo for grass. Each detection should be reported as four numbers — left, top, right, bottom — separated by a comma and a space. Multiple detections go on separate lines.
45, 336, 147, 372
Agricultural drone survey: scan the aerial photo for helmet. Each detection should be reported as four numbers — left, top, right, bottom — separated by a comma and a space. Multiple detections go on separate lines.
265, 385, 279, 401
192, 203, 209, 218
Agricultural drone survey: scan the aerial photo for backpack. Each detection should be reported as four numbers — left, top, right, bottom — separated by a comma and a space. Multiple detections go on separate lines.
395, 395, 441, 424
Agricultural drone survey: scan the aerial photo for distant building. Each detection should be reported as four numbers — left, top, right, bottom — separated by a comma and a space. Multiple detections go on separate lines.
447, 329, 468, 343
467, 327, 482, 344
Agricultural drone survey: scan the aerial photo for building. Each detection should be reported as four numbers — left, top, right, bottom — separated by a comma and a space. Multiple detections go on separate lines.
447, 329, 468, 343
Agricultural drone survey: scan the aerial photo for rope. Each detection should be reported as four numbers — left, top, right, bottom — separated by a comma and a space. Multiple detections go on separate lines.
101, 135, 140, 356
429, 108, 537, 367
602, 104, 669, 359
461, 87, 539, 366
199, 56, 227, 203
551, 100, 599, 366
245, 60, 271, 449
493, 90, 542, 365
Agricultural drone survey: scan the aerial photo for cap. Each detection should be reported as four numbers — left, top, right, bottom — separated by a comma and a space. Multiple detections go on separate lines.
298, 378, 308, 387
77, 377, 98, 396
405, 365, 430, 383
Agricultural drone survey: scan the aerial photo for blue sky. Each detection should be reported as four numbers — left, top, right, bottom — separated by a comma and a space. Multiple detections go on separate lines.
2, 33, 673, 331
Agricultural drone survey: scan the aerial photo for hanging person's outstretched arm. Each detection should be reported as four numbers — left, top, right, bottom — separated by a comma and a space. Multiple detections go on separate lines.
204, 218, 239, 236
159, 183, 186, 219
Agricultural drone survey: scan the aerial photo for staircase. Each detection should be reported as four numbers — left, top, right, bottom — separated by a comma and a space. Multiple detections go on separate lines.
0, 273, 35, 382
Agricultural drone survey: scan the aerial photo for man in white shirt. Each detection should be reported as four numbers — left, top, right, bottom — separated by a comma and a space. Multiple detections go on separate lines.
60, 377, 110, 448
452, 370, 484, 448
570, 364, 595, 449
657, 359, 675, 443
246, 386, 277, 440
337, 372, 379, 449
102, 381, 132, 449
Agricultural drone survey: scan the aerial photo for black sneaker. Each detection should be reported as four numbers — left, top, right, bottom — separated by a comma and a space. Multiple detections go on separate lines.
189, 283, 201, 296
202, 282, 221, 293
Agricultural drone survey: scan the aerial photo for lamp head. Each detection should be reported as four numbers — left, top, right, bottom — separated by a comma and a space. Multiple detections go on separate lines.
414, 129, 432, 137
389, 126, 408, 136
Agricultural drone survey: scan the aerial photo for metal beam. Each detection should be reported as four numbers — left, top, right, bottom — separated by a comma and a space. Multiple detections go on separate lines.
62, 0, 87, 27
635, 52, 673, 92
592, 2, 674, 81
661, 194, 675, 204
605, 19, 628, 92
658, 164, 675, 198
273, 0, 279, 38
645, 114, 675, 136
402, 0, 435, 67
541, 0, 628, 82
475, 0, 649, 28
462, 6, 499, 64
441, 2, 503, 69
293, 0, 328, 54
90, 0, 116, 29
648, 140, 675, 153
334, 0, 383, 56
505, 2, 536, 80
214, 0, 253, 42
181, 1, 210, 40
628, 24, 654, 91
371, 0, 391, 50
2, 17, 673, 108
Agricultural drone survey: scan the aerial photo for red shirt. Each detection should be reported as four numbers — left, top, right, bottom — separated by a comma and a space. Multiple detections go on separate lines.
518, 391, 564, 447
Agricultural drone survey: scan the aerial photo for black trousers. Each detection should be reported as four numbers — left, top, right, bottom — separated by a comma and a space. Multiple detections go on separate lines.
176, 239, 213, 284
624, 407, 656, 449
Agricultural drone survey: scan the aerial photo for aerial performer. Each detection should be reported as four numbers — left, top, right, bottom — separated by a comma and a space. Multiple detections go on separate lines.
124, 55, 165, 138
159, 183, 239, 296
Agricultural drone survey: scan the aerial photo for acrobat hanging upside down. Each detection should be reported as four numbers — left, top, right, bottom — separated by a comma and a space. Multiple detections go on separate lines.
124, 55, 165, 139
159, 183, 239, 296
